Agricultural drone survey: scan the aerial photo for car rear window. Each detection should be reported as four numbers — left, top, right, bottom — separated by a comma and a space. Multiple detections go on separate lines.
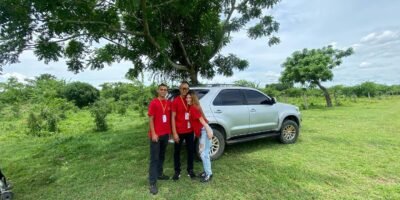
191, 89, 209, 99
168, 89, 209, 100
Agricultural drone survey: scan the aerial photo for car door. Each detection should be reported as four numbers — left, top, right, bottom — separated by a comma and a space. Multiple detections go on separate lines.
244, 89, 279, 133
212, 89, 249, 137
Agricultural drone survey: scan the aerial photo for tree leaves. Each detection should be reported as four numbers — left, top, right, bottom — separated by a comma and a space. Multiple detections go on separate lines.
280, 46, 354, 86
213, 54, 249, 76
34, 38, 63, 64
1, 0, 281, 84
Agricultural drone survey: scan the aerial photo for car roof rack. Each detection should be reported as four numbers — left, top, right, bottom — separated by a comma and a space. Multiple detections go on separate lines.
193, 84, 236, 87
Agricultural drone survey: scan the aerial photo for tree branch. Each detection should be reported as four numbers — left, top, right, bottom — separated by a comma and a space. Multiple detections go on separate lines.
140, 0, 187, 71
102, 37, 129, 50
150, 0, 177, 8
22, 34, 87, 50
209, 0, 240, 59
49, 19, 145, 36
177, 33, 192, 66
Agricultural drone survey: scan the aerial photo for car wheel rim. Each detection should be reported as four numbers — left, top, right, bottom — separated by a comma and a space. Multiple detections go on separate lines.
283, 125, 296, 141
210, 136, 219, 157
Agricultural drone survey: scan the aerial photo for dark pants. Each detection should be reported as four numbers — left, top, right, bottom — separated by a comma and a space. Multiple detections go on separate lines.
149, 134, 169, 185
174, 132, 195, 173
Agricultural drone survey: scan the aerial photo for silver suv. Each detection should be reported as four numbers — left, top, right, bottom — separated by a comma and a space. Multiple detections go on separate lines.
170, 86, 301, 160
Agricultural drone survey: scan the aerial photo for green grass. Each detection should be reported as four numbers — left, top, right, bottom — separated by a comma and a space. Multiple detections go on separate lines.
1, 97, 400, 199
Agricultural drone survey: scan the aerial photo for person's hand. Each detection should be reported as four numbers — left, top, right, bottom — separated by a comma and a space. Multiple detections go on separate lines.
151, 133, 159, 142
205, 126, 213, 139
207, 132, 213, 140
173, 134, 180, 143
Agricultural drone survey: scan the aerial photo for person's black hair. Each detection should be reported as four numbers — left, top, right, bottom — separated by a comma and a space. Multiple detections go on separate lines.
158, 83, 168, 88
180, 80, 189, 86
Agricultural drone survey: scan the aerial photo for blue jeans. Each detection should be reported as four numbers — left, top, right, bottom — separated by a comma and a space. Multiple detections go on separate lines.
199, 127, 212, 176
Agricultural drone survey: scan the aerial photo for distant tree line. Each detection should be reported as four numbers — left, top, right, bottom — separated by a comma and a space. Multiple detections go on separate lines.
0, 74, 156, 134
1, 74, 399, 135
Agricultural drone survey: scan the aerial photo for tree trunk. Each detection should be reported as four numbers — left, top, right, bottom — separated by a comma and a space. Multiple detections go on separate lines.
189, 67, 199, 85
316, 82, 332, 107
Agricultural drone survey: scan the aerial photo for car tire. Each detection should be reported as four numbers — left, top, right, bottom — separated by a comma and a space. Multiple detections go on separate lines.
279, 120, 299, 144
210, 128, 225, 160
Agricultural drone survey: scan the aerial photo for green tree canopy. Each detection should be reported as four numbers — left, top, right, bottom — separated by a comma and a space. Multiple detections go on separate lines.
280, 45, 353, 107
0, 0, 281, 84
61, 82, 99, 108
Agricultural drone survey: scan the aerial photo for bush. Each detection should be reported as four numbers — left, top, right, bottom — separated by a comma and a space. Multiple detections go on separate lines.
26, 104, 64, 136
90, 99, 112, 131
62, 82, 100, 108
39, 107, 59, 132
115, 101, 128, 115
27, 112, 42, 136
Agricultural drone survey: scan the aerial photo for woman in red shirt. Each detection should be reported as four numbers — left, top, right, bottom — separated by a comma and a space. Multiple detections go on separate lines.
186, 91, 214, 182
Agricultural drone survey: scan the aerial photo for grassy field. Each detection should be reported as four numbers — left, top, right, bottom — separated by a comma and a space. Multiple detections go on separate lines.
1, 97, 399, 199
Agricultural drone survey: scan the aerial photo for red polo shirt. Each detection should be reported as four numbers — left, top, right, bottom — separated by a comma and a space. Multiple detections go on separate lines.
147, 98, 171, 137
189, 105, 208, 138
172, 96, 193, 134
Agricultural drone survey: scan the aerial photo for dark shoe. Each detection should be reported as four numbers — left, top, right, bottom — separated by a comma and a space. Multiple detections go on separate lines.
172, 172, 180, 181
200, 174, 213, 183
198, 171, 206, 178
157, 174, 170, 180
149, 184, 158, 195
188, 170, 196, 179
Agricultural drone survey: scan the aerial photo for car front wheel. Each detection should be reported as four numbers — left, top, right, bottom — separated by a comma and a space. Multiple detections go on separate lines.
279, 120, 299, 144
210, 128, 225, 160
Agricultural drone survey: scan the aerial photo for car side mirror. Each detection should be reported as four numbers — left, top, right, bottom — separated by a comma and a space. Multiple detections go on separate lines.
271, 97, 276, 104
262, 97, 276, 105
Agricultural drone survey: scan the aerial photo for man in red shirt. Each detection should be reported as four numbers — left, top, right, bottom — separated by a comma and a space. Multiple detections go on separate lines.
172, 81, 196, 180
148, 83, 171, 195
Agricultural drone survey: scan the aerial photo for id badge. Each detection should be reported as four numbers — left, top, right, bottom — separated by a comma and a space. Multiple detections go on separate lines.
187, 121, 191, 129
185, 112, 189, 120
162, 114, 167, 123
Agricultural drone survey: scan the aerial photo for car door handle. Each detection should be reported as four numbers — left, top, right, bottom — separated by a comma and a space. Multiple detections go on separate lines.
214, 110, 222, 113
250, 109, 256, 112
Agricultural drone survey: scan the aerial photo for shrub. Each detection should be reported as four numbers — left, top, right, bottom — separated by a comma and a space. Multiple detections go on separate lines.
27, 112, 42, 136
61, 82, 100, 108
40, 107, 59, 132
90, 99, 112, 131
116, 101, 128, 115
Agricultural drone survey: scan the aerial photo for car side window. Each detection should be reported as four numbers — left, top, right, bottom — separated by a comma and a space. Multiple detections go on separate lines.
213, 89, 246, 106
244, 89, 269, 105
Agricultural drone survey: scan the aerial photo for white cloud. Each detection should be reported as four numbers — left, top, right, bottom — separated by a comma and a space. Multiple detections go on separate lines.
0, 72, 33, 83
360, 30, 400, 44
359, 62, 372, 68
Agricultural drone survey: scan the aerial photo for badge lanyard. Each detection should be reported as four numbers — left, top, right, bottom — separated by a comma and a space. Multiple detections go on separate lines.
158, 98, 167, 123
180, 96, 191, 128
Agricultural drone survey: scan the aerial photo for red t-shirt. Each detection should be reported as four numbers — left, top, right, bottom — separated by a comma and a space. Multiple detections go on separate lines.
147, 98, 171, 137
189, 105, 208, 138
172, 96, 193, 134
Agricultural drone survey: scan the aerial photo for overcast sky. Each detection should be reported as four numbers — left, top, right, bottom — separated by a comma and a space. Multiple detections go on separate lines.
1, 0, 399, 87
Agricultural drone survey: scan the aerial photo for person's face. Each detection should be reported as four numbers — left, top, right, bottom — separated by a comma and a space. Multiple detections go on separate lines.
158, 86, 168, 98
186, 94, 192, 105
179, 83, 189, 96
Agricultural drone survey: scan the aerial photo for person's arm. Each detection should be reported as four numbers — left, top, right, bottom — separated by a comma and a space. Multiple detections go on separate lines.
199, 117, 213, 139
171, 111, 180, 143
149, 116, 158, 142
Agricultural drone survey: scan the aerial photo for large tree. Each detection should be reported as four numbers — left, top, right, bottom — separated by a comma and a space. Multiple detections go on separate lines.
280, 45, 353, 107
0, 0, 281, 84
